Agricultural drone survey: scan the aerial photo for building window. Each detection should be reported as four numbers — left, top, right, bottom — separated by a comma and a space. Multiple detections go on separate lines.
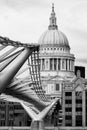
0, 120, 5, 126
66, 59, 67, 70
19, 121, 22, 126
76, 99, 82, 104
65, 100, 72, 104
50, 58, 53, 70
54, 59, 57, 70
65, 92, 72, 96
65, 108, 72, 112
9, 120, 13, 126
62, 59, 64, 69
65, 115, 72, 126
56, 84, 60, 91
76, 115, 82, 126
42, 59, 45, 70
1, 113, 5, 118
65, 115, 72, 120
76, 107, 82, 112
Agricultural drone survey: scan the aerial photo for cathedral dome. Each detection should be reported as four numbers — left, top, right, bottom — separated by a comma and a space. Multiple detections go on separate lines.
38, 4, 70, 49
38, 29, 69, 48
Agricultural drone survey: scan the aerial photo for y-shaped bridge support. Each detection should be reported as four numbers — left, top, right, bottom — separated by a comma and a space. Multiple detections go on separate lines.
21, 98, 58, 130
0, 43, 59, 130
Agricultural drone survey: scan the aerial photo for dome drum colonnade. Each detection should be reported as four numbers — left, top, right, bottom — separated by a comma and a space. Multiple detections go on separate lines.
38, 3, 75, 98
40, 56, 74, 72
40, 45, 74, 72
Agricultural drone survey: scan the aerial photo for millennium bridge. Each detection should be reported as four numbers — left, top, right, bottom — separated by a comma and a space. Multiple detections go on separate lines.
0, 36, 60, 130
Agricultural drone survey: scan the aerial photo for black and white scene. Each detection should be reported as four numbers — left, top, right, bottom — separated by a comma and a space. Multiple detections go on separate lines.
0, 0, 87, 130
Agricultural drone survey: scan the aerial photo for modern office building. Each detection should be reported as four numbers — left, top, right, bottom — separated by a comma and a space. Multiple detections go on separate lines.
62, 70, 87, 127
0, 100, 31, 126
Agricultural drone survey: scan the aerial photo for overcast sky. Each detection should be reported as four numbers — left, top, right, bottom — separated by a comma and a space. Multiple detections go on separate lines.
0, 0, 87, 76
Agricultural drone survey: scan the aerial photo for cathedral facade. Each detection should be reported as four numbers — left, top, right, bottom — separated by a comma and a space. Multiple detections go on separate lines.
38, 4, 75, 99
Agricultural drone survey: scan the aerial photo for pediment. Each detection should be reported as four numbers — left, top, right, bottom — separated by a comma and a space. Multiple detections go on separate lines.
75, 85, 83, 91
72, 77, 85, 85
72, 77, 86, 91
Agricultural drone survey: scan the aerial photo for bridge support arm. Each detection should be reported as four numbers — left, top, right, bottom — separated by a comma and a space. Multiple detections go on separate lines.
0, 48, 33, 94
21, 98, 59, 130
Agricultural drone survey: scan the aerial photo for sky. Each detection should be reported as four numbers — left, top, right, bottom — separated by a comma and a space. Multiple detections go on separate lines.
0, 0, 87, 76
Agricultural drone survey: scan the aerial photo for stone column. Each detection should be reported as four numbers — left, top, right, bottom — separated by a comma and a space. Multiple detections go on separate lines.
57, 58, 58, 71
64, 59, 66, 70
67, 59, 69, 71
70, 60, 72, 71
71, 60, 73, 71
69, 59, 70, 71
72, 91, 75, 126
31, 120, 44, 130
82, 90, 86, 127
45, 59, 49, 70
58, 58, 61, 70
52, 58, 54, 70
48, 58, 50, 70
44, 59, 46, 70
72, 60, 74, 71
